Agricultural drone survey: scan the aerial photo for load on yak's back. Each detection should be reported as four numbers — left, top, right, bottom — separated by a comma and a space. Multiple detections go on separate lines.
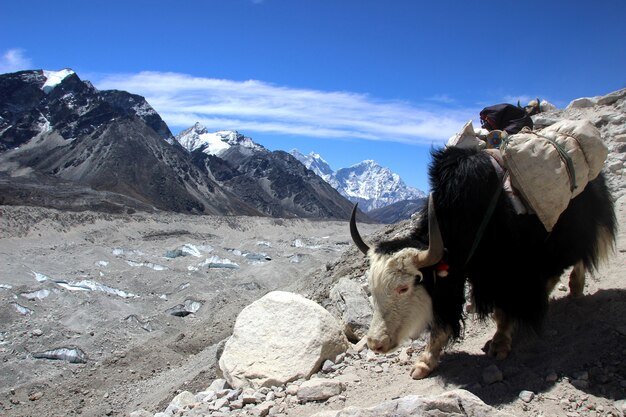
447, 101, 608, 231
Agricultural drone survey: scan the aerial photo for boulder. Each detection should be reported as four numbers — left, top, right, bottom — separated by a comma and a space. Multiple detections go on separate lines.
219, 291, 349, 389
297, 379, 344, 402
567, 97, 597, 109
310, 389, 515, 417
329, 277, 373, 342
597, 88, 626, 106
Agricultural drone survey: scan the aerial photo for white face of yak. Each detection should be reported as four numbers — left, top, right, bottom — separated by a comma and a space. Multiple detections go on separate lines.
366, 247, 434, 353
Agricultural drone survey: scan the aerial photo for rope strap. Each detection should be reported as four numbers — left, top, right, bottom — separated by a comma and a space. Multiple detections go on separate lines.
464, 172, 506, 267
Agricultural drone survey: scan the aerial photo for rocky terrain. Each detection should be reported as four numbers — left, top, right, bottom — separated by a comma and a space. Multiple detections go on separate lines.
0, 88, 624, 417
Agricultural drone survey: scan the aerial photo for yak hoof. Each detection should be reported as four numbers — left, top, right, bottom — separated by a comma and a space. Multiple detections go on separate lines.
486, 337, 512, 360
410, 361, 432, 379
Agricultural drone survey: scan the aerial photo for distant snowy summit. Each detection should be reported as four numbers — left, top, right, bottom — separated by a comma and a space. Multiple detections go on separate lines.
175, 123, 265, 156
290, 150, 426, 212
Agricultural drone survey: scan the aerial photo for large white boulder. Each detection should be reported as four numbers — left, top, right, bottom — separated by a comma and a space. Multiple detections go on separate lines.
219, 291, 349, 389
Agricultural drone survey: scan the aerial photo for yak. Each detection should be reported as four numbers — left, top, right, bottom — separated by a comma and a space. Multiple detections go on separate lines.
350, 146, 616, 379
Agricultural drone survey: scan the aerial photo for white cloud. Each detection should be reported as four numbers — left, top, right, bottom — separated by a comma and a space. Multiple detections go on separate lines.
94, 71, 473, 145
0, 49, 32, 74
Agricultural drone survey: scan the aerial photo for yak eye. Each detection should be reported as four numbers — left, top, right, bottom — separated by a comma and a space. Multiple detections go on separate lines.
414, 271, 424, 285
395, 285, 410, 295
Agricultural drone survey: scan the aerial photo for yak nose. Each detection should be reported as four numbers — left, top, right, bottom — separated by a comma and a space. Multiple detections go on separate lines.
367, 335, 391, 353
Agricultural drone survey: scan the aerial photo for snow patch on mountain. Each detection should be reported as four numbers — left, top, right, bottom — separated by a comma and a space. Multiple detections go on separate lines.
290, 149, 334, 181
175, 123, 264, 156
290, 150, 426, 212
42, 69, 74, 94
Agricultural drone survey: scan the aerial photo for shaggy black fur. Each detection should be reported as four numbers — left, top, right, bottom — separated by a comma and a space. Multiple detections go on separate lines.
376, 146, 617, 340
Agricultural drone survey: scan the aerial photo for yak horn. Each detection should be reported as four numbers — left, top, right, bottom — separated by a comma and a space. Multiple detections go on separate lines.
350, 204, 370, 255
413, 193, 444, 268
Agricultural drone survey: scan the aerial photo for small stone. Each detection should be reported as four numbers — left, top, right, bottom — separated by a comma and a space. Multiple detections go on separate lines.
129, 410, 152, 417
208, 378, 228, 392
28, 391, 43, 401
241, 389, 259, 404
230, 399, 244, 409
196, 390, 216, 402
398, 348, 411, 364
519, 391, 534, 403
210, 398, 229, 410
321, 359, 334, 373
252, 400, 275, 417
225, 388, 241, 401
297, 379, 344, 402
482, 364, 504, 385
169, 390, 196, 409
31, 329, 43, 337
285, 384, 299, 396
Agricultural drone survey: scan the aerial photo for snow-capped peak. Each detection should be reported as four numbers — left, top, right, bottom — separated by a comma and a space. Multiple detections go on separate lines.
175, 124, 264, 156
290, 149, 334, 179
42, 69, 74, 94
290, 150, 425, 212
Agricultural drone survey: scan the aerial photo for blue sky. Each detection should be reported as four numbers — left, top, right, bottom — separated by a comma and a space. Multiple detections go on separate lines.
1, 0, 625, 191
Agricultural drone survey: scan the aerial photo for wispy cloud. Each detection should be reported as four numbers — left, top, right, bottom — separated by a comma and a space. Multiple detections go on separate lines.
94, 71, 474, 144
0, 49, 32, 74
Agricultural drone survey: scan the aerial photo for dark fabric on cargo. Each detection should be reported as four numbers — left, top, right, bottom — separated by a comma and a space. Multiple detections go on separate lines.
480, 103, 534, 134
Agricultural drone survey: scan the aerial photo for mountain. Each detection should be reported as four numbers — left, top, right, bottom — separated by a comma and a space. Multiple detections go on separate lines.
366, 198, 426, 224
176, 123, 264, 156
176, 125, 364, 220
290, 150, 426, 214
0, 69, 262, 215
289, 150, 335, 181
0, 68, 375, 220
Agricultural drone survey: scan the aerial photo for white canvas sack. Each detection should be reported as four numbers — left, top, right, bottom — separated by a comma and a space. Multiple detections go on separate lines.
502, 120, 607, 231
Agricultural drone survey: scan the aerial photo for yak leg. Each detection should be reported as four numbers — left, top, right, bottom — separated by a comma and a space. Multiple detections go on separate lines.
568, 260, 586, 298
488, 308, 514, 360
410, 326, 451, 379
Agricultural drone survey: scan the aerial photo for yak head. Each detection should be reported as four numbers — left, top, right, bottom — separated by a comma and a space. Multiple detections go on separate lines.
351, 194, 444, 353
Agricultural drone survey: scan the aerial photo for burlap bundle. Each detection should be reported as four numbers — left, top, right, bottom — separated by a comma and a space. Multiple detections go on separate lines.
502, 120, 607, 231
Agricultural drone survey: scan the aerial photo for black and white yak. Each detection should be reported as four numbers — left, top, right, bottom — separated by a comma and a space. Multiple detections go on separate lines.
350, 146, 616, 379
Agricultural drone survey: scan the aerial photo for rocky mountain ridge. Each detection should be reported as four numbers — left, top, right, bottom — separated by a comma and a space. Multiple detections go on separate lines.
0, 69, 361, 220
